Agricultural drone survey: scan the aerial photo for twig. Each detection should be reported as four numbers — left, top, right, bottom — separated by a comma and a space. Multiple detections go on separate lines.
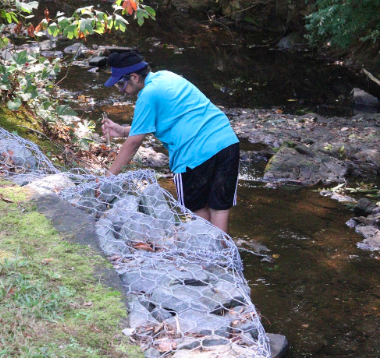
16, 125, 55, 142
362, 68, 380, 87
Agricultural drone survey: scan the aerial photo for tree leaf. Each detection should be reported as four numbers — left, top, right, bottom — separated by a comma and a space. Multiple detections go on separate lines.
7, 98, 22, 110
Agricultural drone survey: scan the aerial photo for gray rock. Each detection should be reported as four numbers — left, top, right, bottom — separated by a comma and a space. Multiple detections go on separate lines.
225, 305, 259, 339
69, 196, 107, 215
139, 184, 176, 228
0, 140, 37, 170
346, 218, 358, 228
267, 333, 289, 358
357, 232, 380, 251
153, 262, 210, 286
135, 147, 169, 168
120, 267, 167, 294
120, 211, 167, 245
353, 150, 380, 171
351, 88, 379, 107
98, 182, 124, 203
40, 50, 63, 58
38, 39, 57, 51
127, 295, 159, 328
26, 173, 75, 195
95, 217, 128, 256
174, 336, 229, 351
172, 342, 263, 357
164, 309, 231, 337
354, 198, 377, 216
150, 307, 174, 322
277, 32, 305, 50
264, 146, 347, 184
64, 42, 88, 54
150, 279, 246, 314
144, 347, 161, 358
88, 56, 107, 67
9, 173, 42, 186
330, 193, 357, 203
176, 219, 226, 253
354, 213, 380, 226
355, 225, 379, 239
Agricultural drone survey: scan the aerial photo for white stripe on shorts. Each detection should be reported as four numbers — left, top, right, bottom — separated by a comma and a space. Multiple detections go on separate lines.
174, 173, 185, 206
232, 163, 240, 206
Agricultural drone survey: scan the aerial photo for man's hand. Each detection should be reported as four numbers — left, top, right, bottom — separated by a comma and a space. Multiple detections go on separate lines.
101, 117, 130, 138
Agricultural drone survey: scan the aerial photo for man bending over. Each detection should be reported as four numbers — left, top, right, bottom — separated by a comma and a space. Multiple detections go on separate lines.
102, 51, 239, 233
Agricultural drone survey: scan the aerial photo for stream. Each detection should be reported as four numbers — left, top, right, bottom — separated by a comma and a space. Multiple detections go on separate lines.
49, 4, 380, 356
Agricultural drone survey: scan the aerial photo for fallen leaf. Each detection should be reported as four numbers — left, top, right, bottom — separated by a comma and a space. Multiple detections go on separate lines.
0, 194, 14, 203
156, 341, 177, 352
133, 242, 154, 252
90, 324, 101, 333
7, 287, 16, 296
272, 254, 280, 259
41, 258, 54, 263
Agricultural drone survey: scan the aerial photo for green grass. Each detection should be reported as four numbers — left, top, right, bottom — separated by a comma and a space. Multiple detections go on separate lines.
0, 180, 142, 358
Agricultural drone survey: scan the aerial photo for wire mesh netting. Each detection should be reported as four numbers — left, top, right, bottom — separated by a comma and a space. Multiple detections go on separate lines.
0, 128, 271, 358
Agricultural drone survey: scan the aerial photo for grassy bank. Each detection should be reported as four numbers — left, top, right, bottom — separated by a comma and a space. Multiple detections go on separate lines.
0, 180, 142, 358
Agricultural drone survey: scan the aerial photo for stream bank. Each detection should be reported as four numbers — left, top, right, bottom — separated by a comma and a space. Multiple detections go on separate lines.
2, 2, 380, 356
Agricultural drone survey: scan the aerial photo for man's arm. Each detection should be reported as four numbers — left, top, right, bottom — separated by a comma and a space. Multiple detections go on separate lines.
108, 134, 146, 175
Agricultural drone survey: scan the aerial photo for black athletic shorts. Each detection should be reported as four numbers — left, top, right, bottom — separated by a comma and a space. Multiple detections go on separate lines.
173, 143, 240, 212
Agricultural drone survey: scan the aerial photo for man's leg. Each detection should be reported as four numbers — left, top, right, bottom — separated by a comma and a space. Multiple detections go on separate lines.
194, 205, 210, 222
210, 208, 230, 233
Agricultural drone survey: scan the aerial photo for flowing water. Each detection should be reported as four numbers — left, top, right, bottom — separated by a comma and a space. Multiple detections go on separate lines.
46, 3, 380, 356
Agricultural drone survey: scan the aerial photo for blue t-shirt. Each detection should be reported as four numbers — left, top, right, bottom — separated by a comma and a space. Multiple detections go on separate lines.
129, 71, 239, 173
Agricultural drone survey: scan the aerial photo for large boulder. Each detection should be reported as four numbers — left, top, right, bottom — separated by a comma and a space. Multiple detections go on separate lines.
351, 88, 379, 107
353, 149, 380, 172
264, 145, 347, 184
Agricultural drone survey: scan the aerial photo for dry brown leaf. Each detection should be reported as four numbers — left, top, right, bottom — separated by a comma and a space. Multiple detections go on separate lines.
133, 242, 154, 252
156, 341, 177, 352
0, 194, 14, 203
41, 258, 54, 264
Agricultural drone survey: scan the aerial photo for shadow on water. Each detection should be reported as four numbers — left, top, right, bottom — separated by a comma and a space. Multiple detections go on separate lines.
52, 1, 363, 118
230, 184, 380, 358
36, 2, 380, 356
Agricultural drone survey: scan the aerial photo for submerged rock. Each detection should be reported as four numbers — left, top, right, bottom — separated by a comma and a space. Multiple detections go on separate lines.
351, 88, 379, 108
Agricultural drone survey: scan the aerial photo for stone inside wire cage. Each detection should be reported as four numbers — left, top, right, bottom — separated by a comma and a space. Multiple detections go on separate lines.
0, 128, 271, 358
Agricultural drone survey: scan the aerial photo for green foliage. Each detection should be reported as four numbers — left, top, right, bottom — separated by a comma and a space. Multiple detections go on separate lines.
0, 0, 155, 148
305, 0, 380, 49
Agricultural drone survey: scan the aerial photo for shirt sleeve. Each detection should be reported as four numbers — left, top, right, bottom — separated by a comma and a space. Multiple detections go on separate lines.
129, 98, 156, 136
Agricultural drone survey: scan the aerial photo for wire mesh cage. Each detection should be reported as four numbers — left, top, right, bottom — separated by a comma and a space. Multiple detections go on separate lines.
0, 128, 271, 358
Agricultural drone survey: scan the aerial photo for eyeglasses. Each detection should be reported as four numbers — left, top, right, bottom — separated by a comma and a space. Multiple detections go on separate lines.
114, 74, 131, 92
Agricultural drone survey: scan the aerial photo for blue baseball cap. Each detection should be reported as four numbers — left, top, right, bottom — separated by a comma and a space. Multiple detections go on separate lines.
104, 61, 149, 87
